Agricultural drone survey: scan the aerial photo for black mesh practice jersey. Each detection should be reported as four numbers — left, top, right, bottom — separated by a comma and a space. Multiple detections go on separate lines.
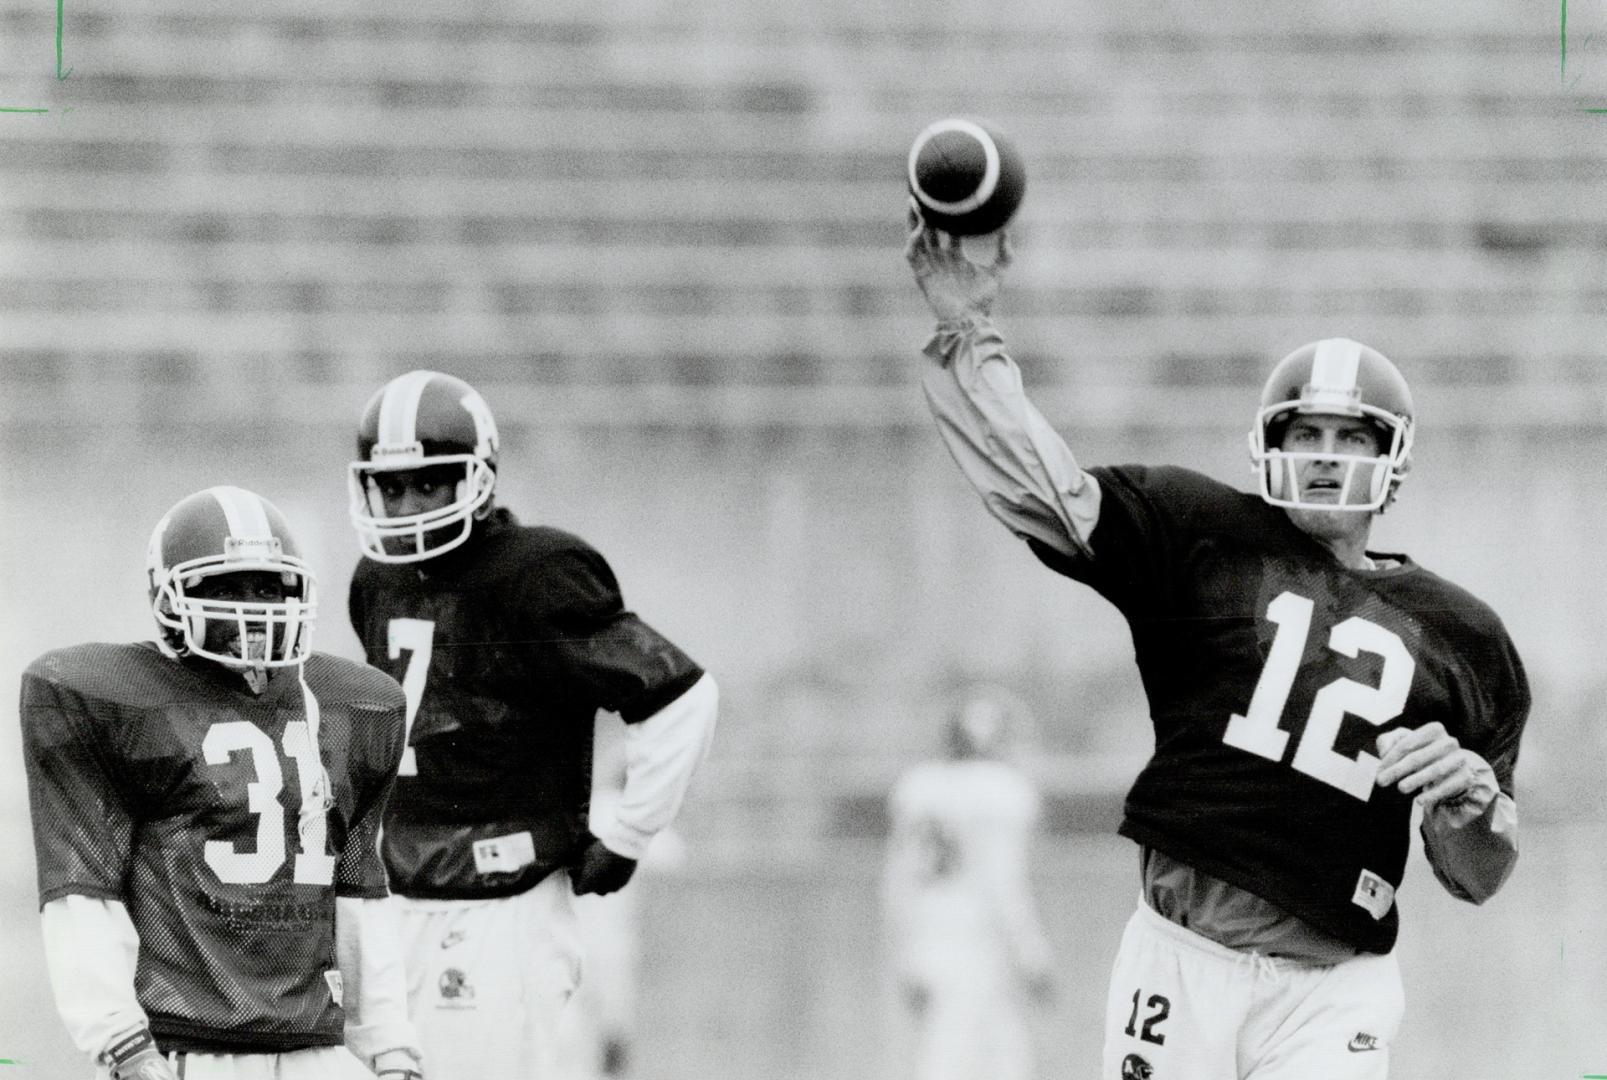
348, 509, 705, 899
20, 643, 406, 1053
1031, 465, 1529, 954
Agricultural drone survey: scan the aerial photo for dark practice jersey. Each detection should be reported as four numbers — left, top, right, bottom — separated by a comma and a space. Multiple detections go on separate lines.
348, 508, 705, 899
20, 643, 405, 1053
1031, 465, 1530, 954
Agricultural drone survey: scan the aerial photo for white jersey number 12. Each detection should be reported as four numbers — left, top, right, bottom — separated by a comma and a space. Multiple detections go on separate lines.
1222, 590, 1414, 800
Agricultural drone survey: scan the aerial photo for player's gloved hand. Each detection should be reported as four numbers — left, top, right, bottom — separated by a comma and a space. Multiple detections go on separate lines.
373, 1047, 424, 1079
104, 1028, 178, 1080
904, 209, 1012, 324
569, 836, 638, 895
1375, 724, 1499, 828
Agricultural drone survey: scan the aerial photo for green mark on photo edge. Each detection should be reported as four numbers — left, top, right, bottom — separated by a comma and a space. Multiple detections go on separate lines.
1564, 0, 1570, 80
0, 107, 48, 113
57, 0, 71, 78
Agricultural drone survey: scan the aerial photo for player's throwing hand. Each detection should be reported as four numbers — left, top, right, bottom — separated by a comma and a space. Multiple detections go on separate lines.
904, 211, 1013, 324
1375, 723, 1499, 827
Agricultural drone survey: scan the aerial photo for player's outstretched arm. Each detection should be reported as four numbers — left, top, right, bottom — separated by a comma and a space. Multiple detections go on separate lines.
1375, 725, 1517, 903
905, 217, 1102, 562
335, 896, 425, 1077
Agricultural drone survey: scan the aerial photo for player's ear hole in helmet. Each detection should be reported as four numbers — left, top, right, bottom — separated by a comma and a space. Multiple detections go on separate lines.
349, 370, 500, 564
1247, 337, 1415, 514
147, 486, 317, 669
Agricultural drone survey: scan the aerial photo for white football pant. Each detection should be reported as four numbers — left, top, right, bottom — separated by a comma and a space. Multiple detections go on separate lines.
1103, 901, 1404, 1080
399, 871, 584, 1080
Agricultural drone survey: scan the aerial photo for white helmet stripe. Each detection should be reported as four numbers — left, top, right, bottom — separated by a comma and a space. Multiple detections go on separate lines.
1310, 338, 1362, 392
210, 486, 273, 539
377, 370, 436, 448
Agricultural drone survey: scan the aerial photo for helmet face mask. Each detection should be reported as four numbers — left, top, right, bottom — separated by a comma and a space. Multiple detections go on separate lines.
148, 489, 317, 672
348, 452, 495, 563
349, 371, 500, 564
1248, 338, 1415, 515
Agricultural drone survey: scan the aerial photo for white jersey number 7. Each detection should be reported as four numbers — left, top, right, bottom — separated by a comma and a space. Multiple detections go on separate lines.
387, 617, 436, 777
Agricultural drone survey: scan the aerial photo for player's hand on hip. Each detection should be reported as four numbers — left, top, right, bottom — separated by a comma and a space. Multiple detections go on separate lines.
570, 836, 639, 895
904, 208, 1013, 324
1375, 724, 1498, 826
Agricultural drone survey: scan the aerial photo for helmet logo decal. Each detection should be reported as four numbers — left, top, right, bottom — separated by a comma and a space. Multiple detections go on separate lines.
223, 535, 283, 560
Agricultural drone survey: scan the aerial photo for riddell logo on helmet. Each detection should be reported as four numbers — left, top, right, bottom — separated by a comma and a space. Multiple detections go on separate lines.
370, 442, 426, 462
223, 536, 282, 559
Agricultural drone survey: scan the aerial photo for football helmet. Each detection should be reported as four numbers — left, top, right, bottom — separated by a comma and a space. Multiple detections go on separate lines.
147, 486, 316, 669
348, 370, 500, 563
1248, 337, 1415, 513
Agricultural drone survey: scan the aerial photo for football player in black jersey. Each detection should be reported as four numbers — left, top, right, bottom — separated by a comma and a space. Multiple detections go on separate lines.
905, 221, 1529, 1080
345, 371, 718, 1080
21, 487, 423, 1080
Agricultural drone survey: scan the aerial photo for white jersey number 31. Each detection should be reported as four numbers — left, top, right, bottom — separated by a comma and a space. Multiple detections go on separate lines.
1222, 590, 1414, 800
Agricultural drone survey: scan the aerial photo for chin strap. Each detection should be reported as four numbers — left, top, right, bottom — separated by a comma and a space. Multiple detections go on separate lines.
297, 664, 334, 831
241, 666, 269, 695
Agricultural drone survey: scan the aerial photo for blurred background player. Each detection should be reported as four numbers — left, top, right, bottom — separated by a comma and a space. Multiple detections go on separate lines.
20, 486, 422, 1080
881, 686, 1055, 1080
345, 370, 719, 1080
905, 222, 1531, 1080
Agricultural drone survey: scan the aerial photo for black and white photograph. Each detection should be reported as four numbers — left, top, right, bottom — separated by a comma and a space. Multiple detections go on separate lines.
1, 0, 1604, 1077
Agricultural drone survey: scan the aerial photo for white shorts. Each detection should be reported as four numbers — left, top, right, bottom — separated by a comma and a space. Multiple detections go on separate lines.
1103, 901, 1404, 1080
399, 871, 584, 1080
93, 1046, 373, 1080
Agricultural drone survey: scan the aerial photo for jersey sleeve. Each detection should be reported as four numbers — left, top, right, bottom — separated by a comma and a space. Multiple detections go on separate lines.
335, 697, 407, 898
919, 314, 1103, 561
533, 543, 705, 724
20, 667, 137, 906
1032, 463, 1217, 618
1468, 628, 1530, 797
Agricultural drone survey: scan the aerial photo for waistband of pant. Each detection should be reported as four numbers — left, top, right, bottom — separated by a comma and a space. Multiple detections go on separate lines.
1131, 894, 1278, 965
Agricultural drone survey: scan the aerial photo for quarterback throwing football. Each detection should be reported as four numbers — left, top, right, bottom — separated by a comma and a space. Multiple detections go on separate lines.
905, 222, 1530, 1080
344, 370, 718, 1080
22, 487, 422, 1080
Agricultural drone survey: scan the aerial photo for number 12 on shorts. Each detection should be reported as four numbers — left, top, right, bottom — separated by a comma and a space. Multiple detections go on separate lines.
1124, 988, 1170, 1045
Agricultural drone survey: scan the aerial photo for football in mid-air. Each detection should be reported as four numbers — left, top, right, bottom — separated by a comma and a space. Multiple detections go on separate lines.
907, 117, 1027, 236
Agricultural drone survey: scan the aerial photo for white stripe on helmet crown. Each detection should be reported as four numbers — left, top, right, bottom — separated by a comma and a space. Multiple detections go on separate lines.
378, 370, 437, 448
1303, 338, 1364, 413
209, 485, 273, 540
459, 390, 498, 458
